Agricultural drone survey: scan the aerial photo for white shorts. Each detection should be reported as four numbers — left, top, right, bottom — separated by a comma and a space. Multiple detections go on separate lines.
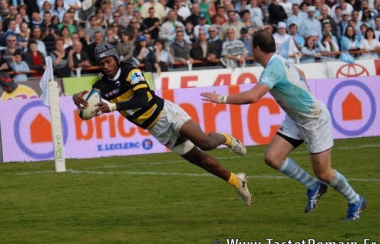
278, 109, 334, 153
148, 100, 191, 150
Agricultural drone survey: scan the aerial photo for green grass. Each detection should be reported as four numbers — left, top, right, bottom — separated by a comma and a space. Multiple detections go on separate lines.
0, 137, 379, 244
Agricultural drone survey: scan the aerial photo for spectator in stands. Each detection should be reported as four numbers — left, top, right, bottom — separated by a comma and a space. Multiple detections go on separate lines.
374, 16, 380, 40
61, 26, 73, 49
288, 23, 304, 50
30, 11, 43, 28
117, 5, 131, 28
9, 49, 30, 82
95, 8, 109, 29
337, 10, 350, 41
0, 35, 21, 64
140, 0, 166, 22
219, 10, 245, 41
207, 25, 223, 58
287, 4, 303, 30
318, 5, 337, 37
159, 10, 185, 43
40, 1, 52, 20
41, 12, 60, 55
190, 29, 217, 63
333, 6, 342, 23
23, 39, 46, 77
143, 7, 161, 41
279, 0, 292, 17
170, 29, 193, 66
260, 0, 271, 23
322, 22, 338, 44
300, 6, 323, 40
268, 0, 287, 28
0, 0, 9, 21
87, 31, 104, 65
238, 27, 253, 59
58, 12, 77, 36
247, 0, 264, 28
116, 31, 134, 62
170, 4, 184, 23
102, 4, 113, 24
184, 21, 195, 43
350, 10, 362, 32
274, 22, 300, 59
77, 28, 90, 49
133, 35, 155, 72
105, 27, 118, 46
159, 0, 171, 15
301, 36, 324, 63
18, 5, 30, 23
241, 9, 258, 36
29, 26, 47, 57
220, 27, 248, 68
65, 0, 82, 20
211, 6, 227, 25
50, 37, 71, 77
320, 32, 339, 60
2, 20, 27, 49
331, 0, 353, 20
68, 40, 91, 69
340, 25, 360, 51
51, 0, 68, 22
86, 15, 105, 42
299, 2, 309, 19
15, 14, 28, 34
313, 0, 325, 18
359, 27, 380, 59
2, 6, 18, 33
358, 23, 368, 41
175, 0, 191, 21
361, 8, 375, 29
20, 23, 30, 43
200, 0, 214, 25
194, 14, 210, 39
185, 3, 201, 27
51, 15, 60, 26
133, 10, 146, 27
224, 0, 241, 22
153, 39, 173, 73
127, 17, 146, 39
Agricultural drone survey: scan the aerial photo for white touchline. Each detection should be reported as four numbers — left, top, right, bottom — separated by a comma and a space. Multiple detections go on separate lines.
15, 169, 380, 182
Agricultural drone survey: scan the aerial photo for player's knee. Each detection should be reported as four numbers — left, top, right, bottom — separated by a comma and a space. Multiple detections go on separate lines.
314, 170, 333, 182
196, 139, 218, 151
264, 153, 276, 166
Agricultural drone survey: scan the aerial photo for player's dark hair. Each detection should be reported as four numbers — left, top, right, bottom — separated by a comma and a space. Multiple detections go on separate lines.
251, 30, 276, 53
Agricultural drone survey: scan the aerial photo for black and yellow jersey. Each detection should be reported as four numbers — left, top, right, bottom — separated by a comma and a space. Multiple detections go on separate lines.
92, 63, 164, 129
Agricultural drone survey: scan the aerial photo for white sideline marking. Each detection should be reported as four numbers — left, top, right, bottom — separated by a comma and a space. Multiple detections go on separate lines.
15, 169, 380, 182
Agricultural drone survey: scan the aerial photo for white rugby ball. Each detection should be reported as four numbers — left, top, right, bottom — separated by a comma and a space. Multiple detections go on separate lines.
78, 89, 102, 120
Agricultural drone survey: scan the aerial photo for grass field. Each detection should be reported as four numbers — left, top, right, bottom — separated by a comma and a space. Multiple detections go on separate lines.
0, 137, 379, 244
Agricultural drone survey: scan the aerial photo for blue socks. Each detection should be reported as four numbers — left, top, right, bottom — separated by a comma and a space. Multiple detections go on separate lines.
278, 157, 319, 190
329, 170, 360, 203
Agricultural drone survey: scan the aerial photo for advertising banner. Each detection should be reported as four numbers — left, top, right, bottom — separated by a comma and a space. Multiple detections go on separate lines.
153, 59, 378, 90
0, 76, 379, 162
0, 79, 65, 100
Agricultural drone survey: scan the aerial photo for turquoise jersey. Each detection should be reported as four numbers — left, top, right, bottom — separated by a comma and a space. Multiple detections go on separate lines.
258, 54, 325, 123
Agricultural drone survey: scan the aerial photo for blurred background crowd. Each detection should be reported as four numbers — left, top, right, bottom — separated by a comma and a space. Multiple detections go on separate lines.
0, 0, 379, 78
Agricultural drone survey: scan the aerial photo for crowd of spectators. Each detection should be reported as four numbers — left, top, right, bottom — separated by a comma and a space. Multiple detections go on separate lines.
0, 0, 380, 79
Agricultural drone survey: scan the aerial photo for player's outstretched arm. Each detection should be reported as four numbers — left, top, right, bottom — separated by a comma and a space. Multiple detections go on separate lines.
73, 90, 89, 108
201, 84, 270, 104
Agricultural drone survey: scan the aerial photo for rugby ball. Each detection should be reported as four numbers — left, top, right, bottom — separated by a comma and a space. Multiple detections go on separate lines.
78, 89, 102, 120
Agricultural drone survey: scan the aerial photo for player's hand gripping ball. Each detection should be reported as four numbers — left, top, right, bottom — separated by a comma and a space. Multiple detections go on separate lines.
78, 89, 102, 120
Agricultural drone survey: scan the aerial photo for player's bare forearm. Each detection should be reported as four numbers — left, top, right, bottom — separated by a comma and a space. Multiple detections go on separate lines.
201, 84, 270, 104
